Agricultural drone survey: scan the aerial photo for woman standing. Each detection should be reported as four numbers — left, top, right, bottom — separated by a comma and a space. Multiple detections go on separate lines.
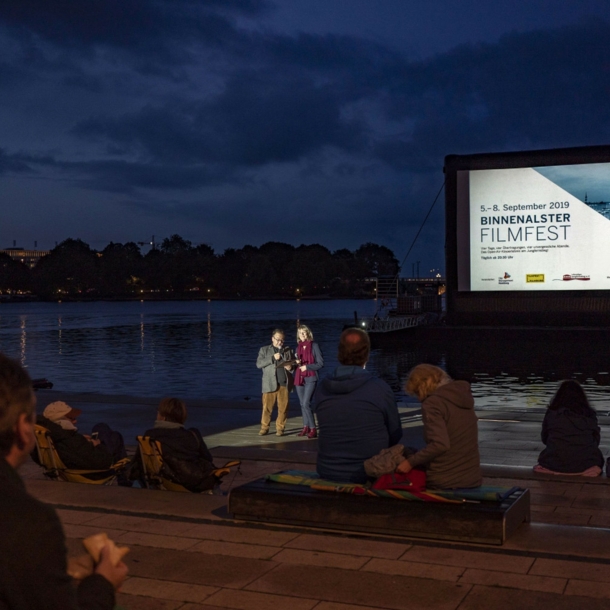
397, 364, 481, 489
294, 324, 324, 438
535, 380, 604, 476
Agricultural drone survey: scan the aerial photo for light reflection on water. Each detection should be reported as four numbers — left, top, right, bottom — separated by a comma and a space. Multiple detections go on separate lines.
0, 300, 609, 413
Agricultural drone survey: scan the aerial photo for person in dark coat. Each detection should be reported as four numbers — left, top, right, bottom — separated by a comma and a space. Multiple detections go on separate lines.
535, 379, 604, 476
35, 401, 127, 470
132, 397, 219, 492
313, 328, 402, 483
0, 353, 127, 609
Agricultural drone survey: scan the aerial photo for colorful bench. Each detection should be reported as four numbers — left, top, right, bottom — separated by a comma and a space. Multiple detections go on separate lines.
228, 470, 530, 545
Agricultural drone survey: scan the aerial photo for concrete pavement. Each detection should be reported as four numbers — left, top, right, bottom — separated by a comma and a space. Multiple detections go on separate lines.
21, 390, 610, 609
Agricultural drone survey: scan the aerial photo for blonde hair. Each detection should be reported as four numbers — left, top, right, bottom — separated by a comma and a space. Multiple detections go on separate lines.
297, 325, 313, 341
405, 364, 452, 401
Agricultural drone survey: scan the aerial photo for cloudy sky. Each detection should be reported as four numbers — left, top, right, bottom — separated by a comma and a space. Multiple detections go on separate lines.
1, 0, 609, 273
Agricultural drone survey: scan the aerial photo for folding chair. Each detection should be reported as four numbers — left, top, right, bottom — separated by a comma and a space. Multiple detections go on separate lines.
33, 425, 131, 485
136, 435, 240, 493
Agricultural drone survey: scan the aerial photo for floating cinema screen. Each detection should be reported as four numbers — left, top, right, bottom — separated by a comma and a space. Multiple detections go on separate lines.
445, 145, 610, 326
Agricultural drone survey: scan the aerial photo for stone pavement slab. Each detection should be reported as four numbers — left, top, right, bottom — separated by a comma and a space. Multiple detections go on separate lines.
21, 391, 610, 608
55, 503, 610, 610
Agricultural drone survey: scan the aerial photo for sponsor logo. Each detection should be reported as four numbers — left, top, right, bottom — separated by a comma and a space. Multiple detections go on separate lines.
526, 274, 545, 283
553, 273, 590, 282
498, 272, 513, 285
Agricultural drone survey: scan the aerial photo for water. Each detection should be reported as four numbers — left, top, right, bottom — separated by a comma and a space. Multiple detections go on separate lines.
1, 300, 609, 412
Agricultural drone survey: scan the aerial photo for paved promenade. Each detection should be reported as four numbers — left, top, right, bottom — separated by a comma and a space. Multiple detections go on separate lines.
21, 390, 610, 609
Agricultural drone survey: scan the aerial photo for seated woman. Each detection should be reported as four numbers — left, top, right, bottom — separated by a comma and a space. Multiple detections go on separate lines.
397, 364, 481, 489
534, 379, 604, 477
133, 397, 220, 492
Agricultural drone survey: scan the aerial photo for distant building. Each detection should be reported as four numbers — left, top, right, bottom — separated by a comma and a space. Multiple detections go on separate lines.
0, 248, 50, 269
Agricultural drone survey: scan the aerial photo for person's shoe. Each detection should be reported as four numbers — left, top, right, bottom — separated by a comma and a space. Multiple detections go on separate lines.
297, 426, 310, 437
276, 429, 284, 437
307, 427, 317, 439
258, 428, 269, 436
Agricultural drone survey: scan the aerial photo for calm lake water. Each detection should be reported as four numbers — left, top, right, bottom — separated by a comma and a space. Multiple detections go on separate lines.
1, 300, 609, 413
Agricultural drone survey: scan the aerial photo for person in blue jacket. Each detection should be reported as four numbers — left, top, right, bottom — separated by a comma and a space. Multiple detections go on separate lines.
535, 379, 604, 476
313, 328, 402, 483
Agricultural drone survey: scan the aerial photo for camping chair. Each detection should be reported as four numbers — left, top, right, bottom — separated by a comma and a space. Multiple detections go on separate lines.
136, 435, 240, 493
33, 425, 131, 485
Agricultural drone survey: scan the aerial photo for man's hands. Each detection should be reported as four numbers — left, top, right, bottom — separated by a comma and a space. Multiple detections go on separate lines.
273, 352, 281, 361
95, 544, 128, 590
83, 435, 101, 447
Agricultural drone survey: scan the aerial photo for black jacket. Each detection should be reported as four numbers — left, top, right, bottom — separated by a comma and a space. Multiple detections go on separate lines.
0, 457, 115, 609
538, 407, 604, 473
36, 416, 113, 470
132, 426, 217, 492
145, 426, 214, 464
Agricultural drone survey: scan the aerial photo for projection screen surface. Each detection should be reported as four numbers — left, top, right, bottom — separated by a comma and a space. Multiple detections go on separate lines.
458, 162, 610, 291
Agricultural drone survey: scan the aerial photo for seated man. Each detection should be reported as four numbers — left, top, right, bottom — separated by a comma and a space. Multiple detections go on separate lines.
0, 352, 127, 608
36, 401, 126, 471
132, 397, 221, 493
313, 328, 403, 483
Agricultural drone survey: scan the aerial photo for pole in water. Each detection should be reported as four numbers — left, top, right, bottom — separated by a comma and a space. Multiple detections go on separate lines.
354, 311, 358, 325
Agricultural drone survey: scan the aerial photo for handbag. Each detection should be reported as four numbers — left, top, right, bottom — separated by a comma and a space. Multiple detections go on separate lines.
372, 469, 427, 491
364, 444, 407, 477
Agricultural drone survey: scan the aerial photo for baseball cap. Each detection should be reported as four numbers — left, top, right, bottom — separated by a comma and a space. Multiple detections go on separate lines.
43, 401, 83, 422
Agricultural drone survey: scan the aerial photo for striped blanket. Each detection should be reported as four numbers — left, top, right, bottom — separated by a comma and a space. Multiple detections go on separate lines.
265, 470, 522, 504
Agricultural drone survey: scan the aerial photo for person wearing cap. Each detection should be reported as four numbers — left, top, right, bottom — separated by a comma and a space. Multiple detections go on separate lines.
37, 401, 126, 471
43, 401, 82, 430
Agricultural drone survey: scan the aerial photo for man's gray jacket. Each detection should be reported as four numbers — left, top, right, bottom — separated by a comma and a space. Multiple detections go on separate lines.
256, 345, 294, 393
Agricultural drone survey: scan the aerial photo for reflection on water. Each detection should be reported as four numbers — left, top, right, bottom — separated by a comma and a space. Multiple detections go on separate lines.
0, 300, 609, 413
374, 329, 610, 413
0, 301, 376, 400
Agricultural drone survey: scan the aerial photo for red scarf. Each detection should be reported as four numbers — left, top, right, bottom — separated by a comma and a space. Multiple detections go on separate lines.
294, 340, 316, 386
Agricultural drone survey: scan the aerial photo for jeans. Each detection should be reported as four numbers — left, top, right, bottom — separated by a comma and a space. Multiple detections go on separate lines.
295, 379, 317, 428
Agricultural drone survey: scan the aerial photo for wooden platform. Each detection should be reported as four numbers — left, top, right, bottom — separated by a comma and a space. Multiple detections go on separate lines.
229, 478, 531, 545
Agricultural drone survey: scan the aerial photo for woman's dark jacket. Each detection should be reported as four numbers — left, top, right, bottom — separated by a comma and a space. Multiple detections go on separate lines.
538, 407, 604, 473
134, 426, 217, 492
36, 415, 113, 470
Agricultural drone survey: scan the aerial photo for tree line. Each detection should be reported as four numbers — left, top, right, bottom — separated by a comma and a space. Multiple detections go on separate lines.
0, 236, 400, 299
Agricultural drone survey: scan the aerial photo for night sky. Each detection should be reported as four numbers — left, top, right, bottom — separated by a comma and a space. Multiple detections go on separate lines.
1, 0, 609, 273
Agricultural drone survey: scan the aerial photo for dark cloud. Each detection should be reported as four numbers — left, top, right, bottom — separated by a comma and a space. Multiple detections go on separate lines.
1, 2, 609, 259
376, 20, 610, 168
0, 148, 34, 174
73, 71, 363, 170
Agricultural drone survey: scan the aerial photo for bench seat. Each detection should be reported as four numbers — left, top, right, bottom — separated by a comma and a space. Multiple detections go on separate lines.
229, 476, 530, 545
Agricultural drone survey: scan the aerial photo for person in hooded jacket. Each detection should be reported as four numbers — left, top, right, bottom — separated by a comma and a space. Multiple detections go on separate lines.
397, 364, 481, 489
312, 328, 402, 483
534, 379, 604, 476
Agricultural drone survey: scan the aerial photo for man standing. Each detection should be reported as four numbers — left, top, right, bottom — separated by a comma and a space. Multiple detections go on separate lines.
313, 328, 402, 483
256, 329, 294, 436
0, 353, 127, 609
